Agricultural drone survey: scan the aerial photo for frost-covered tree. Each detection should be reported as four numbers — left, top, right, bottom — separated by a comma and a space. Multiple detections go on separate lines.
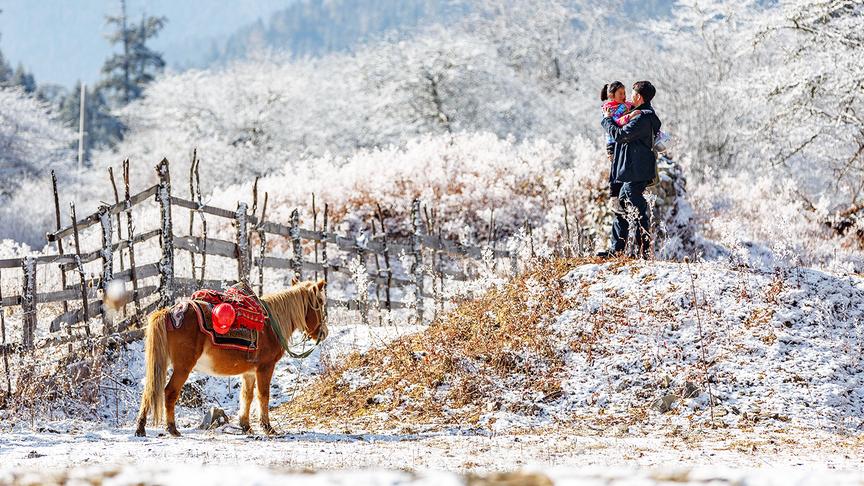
472, 0, 589, 84
750, 0, 864, 203
107, 23, 595, 187
0, 88, 74, 191
649, 0, 761, 176
100, 0, 167, 105
94, 1, 660, 187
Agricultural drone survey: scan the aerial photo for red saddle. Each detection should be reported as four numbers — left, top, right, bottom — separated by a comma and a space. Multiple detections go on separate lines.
191, 284, 267, 331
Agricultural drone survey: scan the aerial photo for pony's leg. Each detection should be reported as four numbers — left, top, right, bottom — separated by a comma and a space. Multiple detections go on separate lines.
164, 365, 192, 437
255, 363, 277, 435
135, 406, 148, 437
238, 373, 256, 433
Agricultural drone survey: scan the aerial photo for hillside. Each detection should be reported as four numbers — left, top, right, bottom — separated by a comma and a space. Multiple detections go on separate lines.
276, 257, 864, 433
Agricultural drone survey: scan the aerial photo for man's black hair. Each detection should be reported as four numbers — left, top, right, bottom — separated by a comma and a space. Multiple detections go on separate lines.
632, 81, 656, 103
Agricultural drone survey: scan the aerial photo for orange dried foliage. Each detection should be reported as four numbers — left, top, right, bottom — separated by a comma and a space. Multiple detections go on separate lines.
274, 257, 606, 429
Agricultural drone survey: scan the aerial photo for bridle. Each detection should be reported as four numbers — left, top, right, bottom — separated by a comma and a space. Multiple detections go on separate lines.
283, 286, 326, 359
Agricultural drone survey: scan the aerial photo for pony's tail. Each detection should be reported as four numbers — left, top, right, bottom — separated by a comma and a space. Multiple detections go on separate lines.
600, 83, 609, 101
138, 308, 170, 425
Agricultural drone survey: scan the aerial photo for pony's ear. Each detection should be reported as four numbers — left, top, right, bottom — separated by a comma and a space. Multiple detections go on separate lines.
291, 276, 299, 285
317, 279, 326, 290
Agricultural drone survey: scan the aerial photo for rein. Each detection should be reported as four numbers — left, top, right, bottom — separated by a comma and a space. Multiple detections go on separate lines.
262, 288, 325, 359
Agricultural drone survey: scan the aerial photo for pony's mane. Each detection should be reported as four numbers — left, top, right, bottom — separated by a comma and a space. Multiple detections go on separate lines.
261, 285, 311, 338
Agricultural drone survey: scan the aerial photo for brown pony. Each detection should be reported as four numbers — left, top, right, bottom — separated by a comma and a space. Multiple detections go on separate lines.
135, 279, 327, 437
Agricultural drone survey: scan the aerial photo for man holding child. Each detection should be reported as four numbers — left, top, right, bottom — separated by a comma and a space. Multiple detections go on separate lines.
598, 80, 662, 259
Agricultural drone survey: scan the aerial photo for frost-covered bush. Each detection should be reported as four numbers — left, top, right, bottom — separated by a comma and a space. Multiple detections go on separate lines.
206, 132, 697, 259
691, 173, 864, 272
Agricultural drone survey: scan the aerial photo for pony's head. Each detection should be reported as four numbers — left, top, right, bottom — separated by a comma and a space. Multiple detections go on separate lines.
261, 278, 328, 347
300, 279, 328, 342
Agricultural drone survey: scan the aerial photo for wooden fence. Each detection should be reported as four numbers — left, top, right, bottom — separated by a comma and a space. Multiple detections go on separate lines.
0, 157, 518, 391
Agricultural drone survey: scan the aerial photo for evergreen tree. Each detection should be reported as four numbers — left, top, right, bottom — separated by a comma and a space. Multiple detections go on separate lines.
35, 83, 67, 105
0, 12, 15, 85
10, 63, 36, 93
100, 0, 167, 105
0, 51, 12, 85
0, 11, 36, 92
57, 82, 125, 165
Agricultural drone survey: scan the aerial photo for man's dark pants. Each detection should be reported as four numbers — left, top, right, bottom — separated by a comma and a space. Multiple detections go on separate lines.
611, 180, 650, 256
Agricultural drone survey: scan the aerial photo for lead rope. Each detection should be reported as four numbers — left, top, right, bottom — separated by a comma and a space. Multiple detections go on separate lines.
262, 291, 323, 359
284, 289, 325, 358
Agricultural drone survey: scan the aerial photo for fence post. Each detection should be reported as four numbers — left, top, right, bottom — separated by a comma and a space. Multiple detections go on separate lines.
411, 199, 424, 324
375, 204, 392, 312
50, 171, 70, 333
122, 159, 141, 318
188, 150, 199, 284
156, 158, 175, 307
98, 204, 114, 334
290, 208, 302, 282
21, 257, 37, 348
322, 204, 329, 285
235, 202, 251, 284
357, 247, 370, 326
70, 202, 91, 337
0, 268, 10, 395
256, 193, 269, 295
369, 218, 383, 323
193, 160, 207, 287
312, 194, 319, 281
108, 167, 125, 273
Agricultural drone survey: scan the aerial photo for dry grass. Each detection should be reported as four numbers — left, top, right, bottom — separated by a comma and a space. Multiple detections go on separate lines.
275, 257, 610, 429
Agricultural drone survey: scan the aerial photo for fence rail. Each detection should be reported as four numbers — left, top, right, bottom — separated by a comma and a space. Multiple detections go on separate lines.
0, 156, 518, 379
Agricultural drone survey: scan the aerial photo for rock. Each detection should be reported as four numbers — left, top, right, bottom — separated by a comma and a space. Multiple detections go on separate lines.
606, 423, 630, 437
651, 394, 677, 413
681, 381, 700, 399
198, 406, 229, 430
659, 375, 672, 389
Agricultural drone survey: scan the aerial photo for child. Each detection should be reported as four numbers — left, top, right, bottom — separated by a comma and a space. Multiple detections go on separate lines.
600, 81, 641, 160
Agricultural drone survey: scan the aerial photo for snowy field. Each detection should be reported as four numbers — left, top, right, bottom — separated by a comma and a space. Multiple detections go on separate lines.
2, 301, 863, 485
0, 422, 862, 484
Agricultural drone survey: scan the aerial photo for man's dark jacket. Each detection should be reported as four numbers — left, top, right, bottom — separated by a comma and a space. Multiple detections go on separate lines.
602, 103, 661, 184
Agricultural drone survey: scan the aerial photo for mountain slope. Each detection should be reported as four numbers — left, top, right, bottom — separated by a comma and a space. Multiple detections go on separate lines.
191, 0, 467, 66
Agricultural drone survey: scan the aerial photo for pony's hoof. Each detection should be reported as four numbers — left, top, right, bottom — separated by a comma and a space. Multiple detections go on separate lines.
262, 425, 277, 436
167, 425, 182, 437
240, 423, 252, 434
134, 429, 146, 437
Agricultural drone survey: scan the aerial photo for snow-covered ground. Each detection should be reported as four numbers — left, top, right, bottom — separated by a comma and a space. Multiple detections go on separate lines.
2, 261, 863, 484
0, 422, 862, 484
274, 259, 864, 439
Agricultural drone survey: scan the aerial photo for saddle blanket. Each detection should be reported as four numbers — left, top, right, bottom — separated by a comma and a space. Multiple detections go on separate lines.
168, 298, 260, 353
190, 282, 268, 331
